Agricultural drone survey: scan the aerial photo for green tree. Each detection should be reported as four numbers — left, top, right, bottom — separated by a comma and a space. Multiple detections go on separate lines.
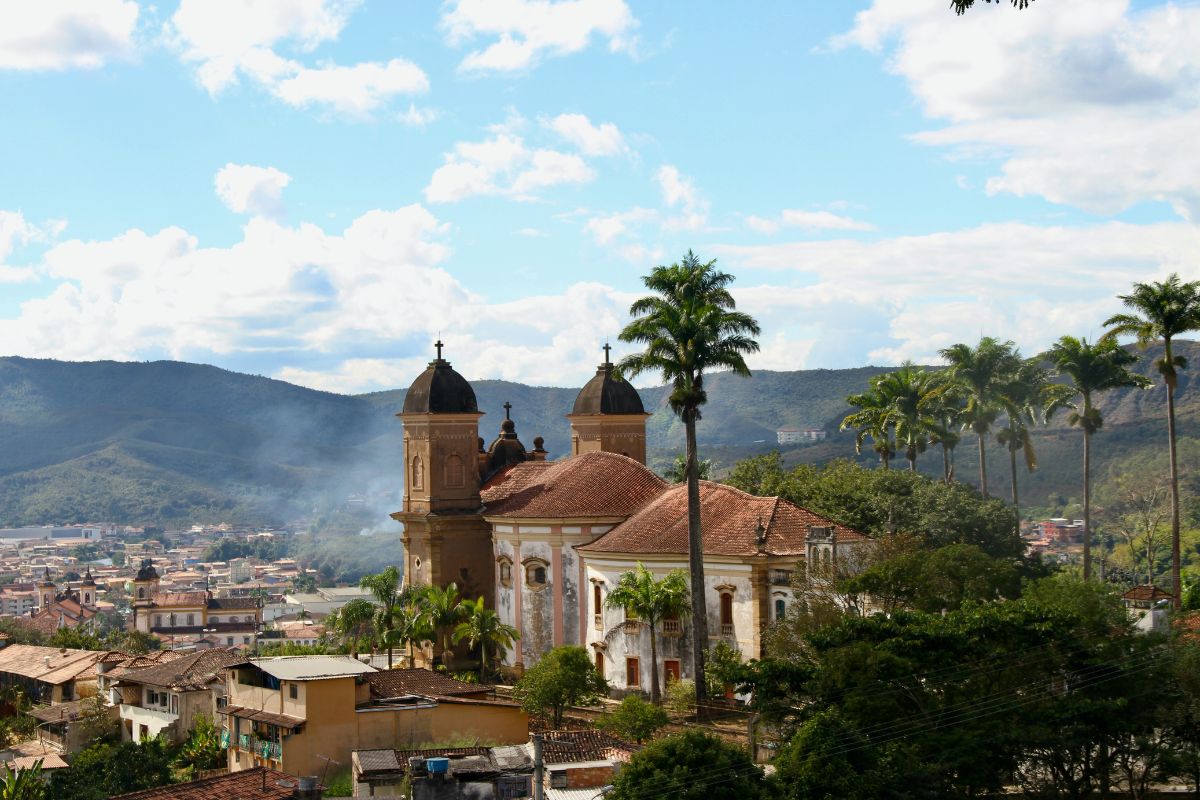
0, 760, 44, 800
452, 596, 519, 682
49, 738, 175, 800
598, 696, 669, 744
775, 711, 884, 800
841, 383, 897, 470
605, 564, 690, 703
1105, 273, 1200, 603
618, 250, 760, 713
608, 730, 774, 800
513, 645, 608, 728
327, 597, 376, 659
927, 371, 966, 483
939, 337, 1022, 498
663, 453, 712, 483
1046, 335, 1151, 580
176, 714, 224, 776
842, 542, 1022, 614
872, 362, 947, 472
995, 357, 1070, 525
424, 582, 467, 669
359, 566, 403, 668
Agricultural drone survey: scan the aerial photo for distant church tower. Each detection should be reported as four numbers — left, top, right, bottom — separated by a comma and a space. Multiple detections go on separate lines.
37, 567, 56, 611
566, 344, 650, 464
80, 567, 97, 609
391, 342, 494, 606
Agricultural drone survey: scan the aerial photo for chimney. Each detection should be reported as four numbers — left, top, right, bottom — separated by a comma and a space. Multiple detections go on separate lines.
294, 775, 322, 800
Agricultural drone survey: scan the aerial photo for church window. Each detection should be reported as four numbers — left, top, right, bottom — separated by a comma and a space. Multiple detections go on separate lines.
498, 557, 513, 589
524, 559, 548, 589
593, 584, 603, 629
412, 456, 424, 490
138, 588, 146, 599
595, 651, 604, 676
444, 453, 465, 488
774, 598, 786, 620
719, 592, 734, 636
625, 657, 640, 688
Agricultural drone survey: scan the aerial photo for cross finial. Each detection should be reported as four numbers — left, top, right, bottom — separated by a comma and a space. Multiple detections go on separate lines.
435, 339, 444, 360
503, 401, 512, 420
602, 342, 612, 365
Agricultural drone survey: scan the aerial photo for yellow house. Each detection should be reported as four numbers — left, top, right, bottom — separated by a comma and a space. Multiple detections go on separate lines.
221, 657, 528, 780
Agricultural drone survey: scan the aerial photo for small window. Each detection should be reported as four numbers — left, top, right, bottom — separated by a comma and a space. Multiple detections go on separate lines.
289, 684, 298, 700
550, 771, 568, 789
524, 560, 548, 588
227, 637, 234, 645
186, 613, 194, 626
774, 598, 786, 620
625, 657, 640, 688
595, 651, 605, 676
498, 559, 513, 588
243, 636, 251, 645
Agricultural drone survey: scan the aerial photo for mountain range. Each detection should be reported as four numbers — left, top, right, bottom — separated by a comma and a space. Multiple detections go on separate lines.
0, 342, 1195, 528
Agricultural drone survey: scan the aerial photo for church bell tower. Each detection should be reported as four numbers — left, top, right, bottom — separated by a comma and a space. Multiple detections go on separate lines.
391, 341, 494, 607
567, 344, 651, 464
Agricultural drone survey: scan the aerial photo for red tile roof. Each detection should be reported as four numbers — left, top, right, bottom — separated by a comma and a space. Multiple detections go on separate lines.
151, 591, 208, 607
365, 668, 492, 699
1122, 585, 1175, 602
115, 648, 243, 691
482, 452, 666, 519
578, 480, 868, 557
110, 767, 297, 800
541, 729, 638, 764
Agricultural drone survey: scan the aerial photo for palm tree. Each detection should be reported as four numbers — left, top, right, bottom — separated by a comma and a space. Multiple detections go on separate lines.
424, 582, 467, 668
873, 363, 947, 472
939, 337, 1022, 498
617, 250, 760, 712
1104, 274, 1200, 605
395, 588, 434, 668
995, 358, 1072, 526
328, 598, 376, 659
927, 371, 965, 482
1046, 336, 1150, 580
841, 384, 897, 469
359, 566, 402, 668
1, 758, 44, 800
604, 564, 690, 703
453, 597, 519, 682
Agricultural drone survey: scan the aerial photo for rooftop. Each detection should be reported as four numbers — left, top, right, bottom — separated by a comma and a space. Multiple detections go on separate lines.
0, 644, 106, 685
365, 668, 491, 700
110, 767, 299, 800
238, 655, 377, 681
482, 452, 666, 520
115, 648, 243, 691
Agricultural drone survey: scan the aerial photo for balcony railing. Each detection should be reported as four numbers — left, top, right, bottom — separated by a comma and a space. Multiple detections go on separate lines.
662, 619, 681, 635
593, 614, 602, 630
720, 623, 734, 636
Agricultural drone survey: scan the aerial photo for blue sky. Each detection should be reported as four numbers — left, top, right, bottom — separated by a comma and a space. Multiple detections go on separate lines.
1, 0, 1198, 392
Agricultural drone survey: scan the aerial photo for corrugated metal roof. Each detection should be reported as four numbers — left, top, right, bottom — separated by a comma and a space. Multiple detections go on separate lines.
244, 655, 377, 680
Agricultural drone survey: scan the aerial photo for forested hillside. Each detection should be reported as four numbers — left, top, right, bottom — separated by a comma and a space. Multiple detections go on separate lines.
0, 342, 1194, 527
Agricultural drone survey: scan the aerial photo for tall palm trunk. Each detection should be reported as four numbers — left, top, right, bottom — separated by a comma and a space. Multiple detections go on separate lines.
1165, 339, 1182, 605
684, 406, 709, 714
942, 444, 951, 483
977, 431, 989, 498
649, 622, 660, 704
1083, 426, 1092, 581
480, 641, 487, 683
1009, 440, 1020, 531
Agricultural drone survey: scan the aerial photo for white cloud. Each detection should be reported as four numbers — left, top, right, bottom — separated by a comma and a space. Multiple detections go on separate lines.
0, 1, 138, 71
398, 104, 439, 127
656, 165, 708, 231
584, 207, 656, 245
746, 209, 875, 234
425, 130, 595, 204
168, 0, 428, 117
214, 164, 293, 218
0, 211, 55, 283
545, 113, 626, 156
835, 0, 1200, 218
441, 0, 638, 74
715, 220, 1200, 366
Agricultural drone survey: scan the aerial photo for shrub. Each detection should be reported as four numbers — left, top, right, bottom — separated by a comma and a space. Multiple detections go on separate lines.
599, 696, 669, 744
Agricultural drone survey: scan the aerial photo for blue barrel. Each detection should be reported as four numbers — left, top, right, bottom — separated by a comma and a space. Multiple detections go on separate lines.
426, 757, 450, 775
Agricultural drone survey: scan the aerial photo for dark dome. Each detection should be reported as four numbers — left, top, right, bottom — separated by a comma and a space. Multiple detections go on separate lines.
486, 414, 527, 478
572, 364, 645, 415
403, 358, 478, 414
135, 559, 160, 581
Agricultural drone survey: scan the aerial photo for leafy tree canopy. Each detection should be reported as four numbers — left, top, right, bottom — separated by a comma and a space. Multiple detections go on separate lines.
513, 645, 607, 728
608, 730, 774, 800
598, 696, 669, 744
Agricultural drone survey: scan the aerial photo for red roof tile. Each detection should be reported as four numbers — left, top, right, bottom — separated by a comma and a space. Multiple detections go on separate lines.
1122, 585, 1175, 602
482, 452, 666, 519
110, 767, 297, 800
578, 480, 868, 557
152, 591, 208, 607
366, 668, 492, 699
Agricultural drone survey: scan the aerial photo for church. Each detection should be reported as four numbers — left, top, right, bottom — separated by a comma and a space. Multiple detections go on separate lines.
392, 343, 868, 691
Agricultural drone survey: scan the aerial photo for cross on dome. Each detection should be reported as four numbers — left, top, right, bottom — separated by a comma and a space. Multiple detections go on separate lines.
435, 339, 444, 360
503, 401, 512, 420
602, 342, 612, 365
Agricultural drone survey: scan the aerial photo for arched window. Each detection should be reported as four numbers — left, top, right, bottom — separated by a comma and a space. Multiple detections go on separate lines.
524, 558, 549, 589
719, 592, 733, 635
444, 453, 465, 488
498, 557, 513, 589
774, 598, 786, 620
138, 587, 146, 599
411, 456, 424, 490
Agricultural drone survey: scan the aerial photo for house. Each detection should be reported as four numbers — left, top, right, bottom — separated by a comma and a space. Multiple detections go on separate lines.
0, 644, 107, 704
776, 427, 826, 445
221, 657, 527, 780
1122, 585, 1175, 634
108, 648, 243, 743
26, 697, 119, 754
129, 560, 263, 648
393, 344, 872, 691
353, 730, 638, 800
110, 767, 323, 800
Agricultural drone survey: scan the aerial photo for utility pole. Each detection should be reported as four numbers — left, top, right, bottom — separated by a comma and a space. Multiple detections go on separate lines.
532, 733, 544, 800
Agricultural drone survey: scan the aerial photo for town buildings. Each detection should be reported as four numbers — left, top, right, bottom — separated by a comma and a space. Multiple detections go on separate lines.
775, 427, 826, 444
220, 656, 527, 779
130, 560, 264, 649
107, 648, 243, 743
393, 345, 870, 689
